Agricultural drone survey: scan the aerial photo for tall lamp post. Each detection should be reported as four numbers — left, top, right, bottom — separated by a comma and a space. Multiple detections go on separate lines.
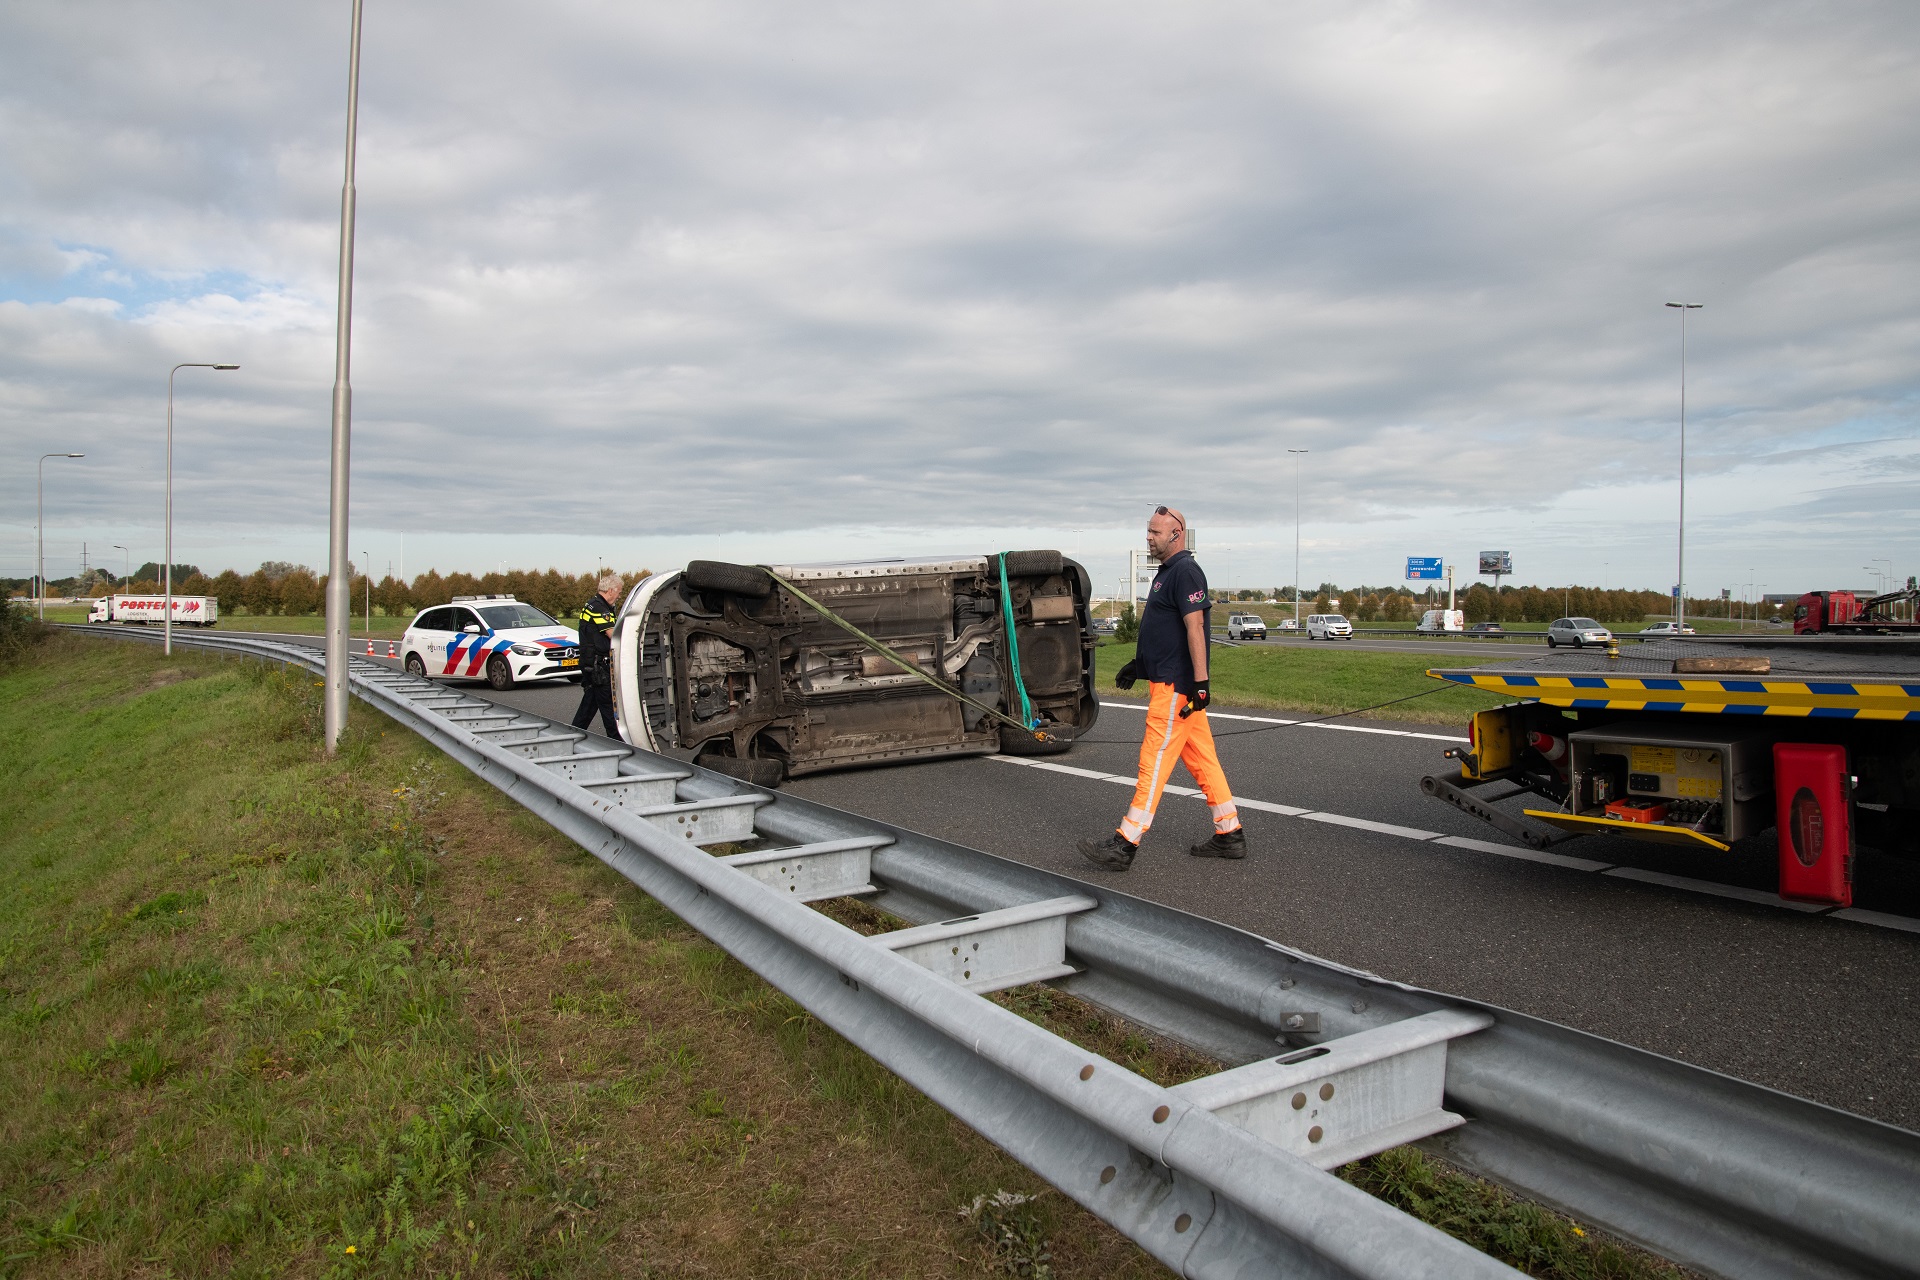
1288, 448, 1309, 629
37, 452, 86, 620
1665, 301, 1702, 630
324, 0, 366, 753
166, 362, 239, 654
113, 544, 129, 594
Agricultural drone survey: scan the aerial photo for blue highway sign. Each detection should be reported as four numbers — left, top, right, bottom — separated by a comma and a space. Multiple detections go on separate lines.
1406, 556, 1443, 581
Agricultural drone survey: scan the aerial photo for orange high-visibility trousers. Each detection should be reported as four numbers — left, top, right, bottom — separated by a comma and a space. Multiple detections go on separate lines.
1117, 682, 1240, 845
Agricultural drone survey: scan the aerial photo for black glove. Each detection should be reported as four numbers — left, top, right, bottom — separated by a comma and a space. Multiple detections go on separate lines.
1181, 679, 1210, 718
1114, 659, 1141, 690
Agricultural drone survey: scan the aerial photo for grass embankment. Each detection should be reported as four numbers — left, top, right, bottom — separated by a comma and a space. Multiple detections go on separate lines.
0, 635, 1161, 1277
1096, 641, 1507, 726
2, 630, 1685, 1278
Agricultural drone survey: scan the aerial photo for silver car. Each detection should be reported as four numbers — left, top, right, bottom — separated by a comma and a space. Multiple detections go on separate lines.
1546, 616, 1612, 648
613, 553, 1098, 783
1226, 613, 1268, 640
1305, 613, 1353, 640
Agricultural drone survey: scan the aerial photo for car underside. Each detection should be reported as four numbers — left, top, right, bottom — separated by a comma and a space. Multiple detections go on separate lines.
612, 551, 1099, 784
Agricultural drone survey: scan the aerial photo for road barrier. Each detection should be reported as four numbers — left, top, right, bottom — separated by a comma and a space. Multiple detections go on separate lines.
74, 626, 1920, 1279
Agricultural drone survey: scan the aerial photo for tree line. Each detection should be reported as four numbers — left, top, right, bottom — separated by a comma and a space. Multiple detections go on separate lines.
65, 564, 653, 621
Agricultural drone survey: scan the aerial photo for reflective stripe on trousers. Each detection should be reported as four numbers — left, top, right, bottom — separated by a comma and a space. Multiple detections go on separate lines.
1117, 682, 1240, 844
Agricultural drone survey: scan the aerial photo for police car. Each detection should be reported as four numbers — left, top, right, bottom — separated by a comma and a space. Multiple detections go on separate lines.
400, 595, 580, 690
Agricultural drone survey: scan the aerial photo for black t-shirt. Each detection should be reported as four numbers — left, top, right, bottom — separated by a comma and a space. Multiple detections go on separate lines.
1137, 549, 1208, 693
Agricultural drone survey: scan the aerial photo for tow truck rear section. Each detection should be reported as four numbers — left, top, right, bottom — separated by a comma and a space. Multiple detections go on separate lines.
1419, 637, 1920, 906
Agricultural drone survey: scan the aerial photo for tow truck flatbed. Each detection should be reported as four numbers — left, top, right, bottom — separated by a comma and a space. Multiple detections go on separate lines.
1418, 636, 1920, 899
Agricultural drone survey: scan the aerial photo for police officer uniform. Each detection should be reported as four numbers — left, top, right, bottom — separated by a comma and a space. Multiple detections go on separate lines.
1080, 542, 1244, 869
571, 591, 620, 737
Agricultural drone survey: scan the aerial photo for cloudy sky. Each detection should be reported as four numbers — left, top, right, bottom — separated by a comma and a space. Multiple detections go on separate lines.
4, 1, 1916, 600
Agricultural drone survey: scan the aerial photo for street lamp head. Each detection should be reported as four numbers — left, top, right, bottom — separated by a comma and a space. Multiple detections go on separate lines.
66, 452, 85, 458
212, 363, 240, 370
1664, 302, 1703, 310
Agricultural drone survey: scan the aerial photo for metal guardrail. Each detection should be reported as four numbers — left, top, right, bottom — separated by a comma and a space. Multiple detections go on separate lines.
81, 626, 1920, 1280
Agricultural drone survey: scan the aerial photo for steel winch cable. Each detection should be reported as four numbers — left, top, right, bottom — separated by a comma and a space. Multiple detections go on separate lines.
763, 567, 1056, 743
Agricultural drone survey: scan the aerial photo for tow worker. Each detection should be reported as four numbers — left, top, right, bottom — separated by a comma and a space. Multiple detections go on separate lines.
1079, 506, 1245, 870
571, 571, 624, 738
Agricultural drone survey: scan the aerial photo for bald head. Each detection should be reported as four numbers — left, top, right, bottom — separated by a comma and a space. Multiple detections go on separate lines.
1146, 507, 1186, 560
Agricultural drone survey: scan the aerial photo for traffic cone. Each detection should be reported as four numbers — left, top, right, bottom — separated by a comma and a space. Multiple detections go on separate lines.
387, 640, 397, 658
365, 638, 375, 656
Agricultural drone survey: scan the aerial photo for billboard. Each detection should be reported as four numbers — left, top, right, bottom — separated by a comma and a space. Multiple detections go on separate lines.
1478, 551, 1513, 576
1405, 556, 1443, 581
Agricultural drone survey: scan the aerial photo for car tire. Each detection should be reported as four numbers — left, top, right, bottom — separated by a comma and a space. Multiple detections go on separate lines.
999, 724, 1075, 756
1545, 638, 1555, 649
1572, 637, 1584, 649
695, 751, 787, 788
486, 654, 515, 691
685, 559, 774, 598
999, 549, 1064, 578
405, 653, 428, 677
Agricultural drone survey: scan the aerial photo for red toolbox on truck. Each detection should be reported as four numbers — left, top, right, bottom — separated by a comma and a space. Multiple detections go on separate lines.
1774, 743, 1853, 906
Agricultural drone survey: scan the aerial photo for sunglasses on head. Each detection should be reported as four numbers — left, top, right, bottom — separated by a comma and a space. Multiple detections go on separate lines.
1153, 505, 1185, 532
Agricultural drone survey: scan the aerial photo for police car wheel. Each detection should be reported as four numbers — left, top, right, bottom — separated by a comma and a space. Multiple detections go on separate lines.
405, 653, 428, 677
486, 654, 516, 691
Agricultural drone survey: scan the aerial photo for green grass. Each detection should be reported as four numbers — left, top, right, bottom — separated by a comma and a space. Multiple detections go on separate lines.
1095, 641, 1508, 726
1, 630, 1686, 1278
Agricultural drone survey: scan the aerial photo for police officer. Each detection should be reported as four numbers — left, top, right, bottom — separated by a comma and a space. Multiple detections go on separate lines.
571, 571, 623, 738
1079, 506, 1245, 870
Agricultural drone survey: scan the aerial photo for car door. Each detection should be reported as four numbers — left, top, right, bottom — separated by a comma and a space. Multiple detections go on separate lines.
441, 606, 488, 676
409, 607, 451, 668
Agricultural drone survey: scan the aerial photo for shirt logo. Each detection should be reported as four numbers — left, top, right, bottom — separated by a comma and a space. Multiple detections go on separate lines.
1187, 590, 1206, 604
1151, 582, 1162, 592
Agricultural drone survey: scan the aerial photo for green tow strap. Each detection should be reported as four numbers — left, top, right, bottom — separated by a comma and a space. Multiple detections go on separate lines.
997, 553, 1038, 729
763, 568, 1051, 743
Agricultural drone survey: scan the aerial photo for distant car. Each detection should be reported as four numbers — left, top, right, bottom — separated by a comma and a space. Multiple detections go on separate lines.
1765, 617, 1788, 628
1226, 613, 1267, 640
402, 595, 580, 690
1277, 618, 1299, 632
1466, 622, 1505, 635
1546, 617, 1612, 648
1416, 609, 1466, 633
1305, 613, 1353, 640
1092, 616, 1120, 634
1639, 622, 1698, 636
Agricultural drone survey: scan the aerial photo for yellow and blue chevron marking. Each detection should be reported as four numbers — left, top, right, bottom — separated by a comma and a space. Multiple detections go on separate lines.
1430, 670, 1920, 720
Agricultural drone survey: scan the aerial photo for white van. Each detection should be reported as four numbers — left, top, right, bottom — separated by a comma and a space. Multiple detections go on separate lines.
1305, 613, 1353, 640
1416, 609, 1465, 633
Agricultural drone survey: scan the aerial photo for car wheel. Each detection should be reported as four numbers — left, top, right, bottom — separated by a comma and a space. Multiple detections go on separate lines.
685, 559, 775, 598
486, 654, 515, 691
999, 724, 1075, 756
405, 652, 428, 677
1572, 637, 1583, 649
1546, 637, 1556, 649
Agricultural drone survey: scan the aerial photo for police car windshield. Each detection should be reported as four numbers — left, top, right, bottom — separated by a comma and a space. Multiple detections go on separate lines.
477, 603, 557, 629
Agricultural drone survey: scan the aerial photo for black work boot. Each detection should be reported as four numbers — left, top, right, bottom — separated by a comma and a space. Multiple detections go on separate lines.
1189, 829, 1247, 859
1078, 832, 1138, 871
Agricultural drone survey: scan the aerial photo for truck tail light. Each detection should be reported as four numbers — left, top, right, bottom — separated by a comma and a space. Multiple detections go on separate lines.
1774, 743, 1852, 907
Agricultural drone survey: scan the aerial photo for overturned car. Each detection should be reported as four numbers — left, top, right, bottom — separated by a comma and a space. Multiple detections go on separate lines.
612, 552, 1099, 783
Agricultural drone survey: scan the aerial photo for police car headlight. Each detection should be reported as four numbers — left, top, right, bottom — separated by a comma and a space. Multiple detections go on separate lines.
510, 644, 544, 656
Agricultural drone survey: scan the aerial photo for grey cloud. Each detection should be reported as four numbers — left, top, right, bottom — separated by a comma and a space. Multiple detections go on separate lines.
2, 0, 1917, 591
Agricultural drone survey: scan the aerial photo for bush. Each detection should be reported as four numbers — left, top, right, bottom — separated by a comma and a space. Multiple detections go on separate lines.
1114, 603, 1139, 644
0, 595, 47, 667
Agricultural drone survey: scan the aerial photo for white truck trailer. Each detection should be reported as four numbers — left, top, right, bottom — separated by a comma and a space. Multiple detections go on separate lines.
88, 595, 219, 626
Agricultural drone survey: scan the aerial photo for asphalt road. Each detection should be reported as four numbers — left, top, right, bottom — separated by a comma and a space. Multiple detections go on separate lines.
247, 630, 1920, 1132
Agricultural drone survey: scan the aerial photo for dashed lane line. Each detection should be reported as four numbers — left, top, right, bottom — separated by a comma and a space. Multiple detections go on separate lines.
1099, 700, 1469, 744
989, 755, 1920, 935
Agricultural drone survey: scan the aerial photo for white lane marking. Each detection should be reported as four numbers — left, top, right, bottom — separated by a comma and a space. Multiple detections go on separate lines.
1602, 867, 1829, 913
1831, 908, 1920, 935
1300, 811, 1445, 841
1100, 701, 1468, 744
988, 754, 1920, 933
1433, 835, 1615, 872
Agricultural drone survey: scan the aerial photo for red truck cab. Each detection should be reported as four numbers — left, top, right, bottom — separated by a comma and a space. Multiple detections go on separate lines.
1794, 591, 1859, 634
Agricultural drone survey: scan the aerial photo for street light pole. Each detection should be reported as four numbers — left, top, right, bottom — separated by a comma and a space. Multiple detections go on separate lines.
1287, 448, 1309, 629
324, 0, 366, 753
165, 362, 239, 654
1665, 302, 1702, 631
113, 544, 129, 595
37, 452, 85, 620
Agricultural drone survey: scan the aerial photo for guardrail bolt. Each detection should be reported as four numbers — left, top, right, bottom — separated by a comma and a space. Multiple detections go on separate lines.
1174, 1213, 1192, 1233
1099, 1165, 1116, 1185
1152, 1105, 1170, 1124
1079, 1064, 1095, 1080
1291, 1092, 1306, 1110
1319, 1083, 1335, 1101
1308, 1125, 1324, 1143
